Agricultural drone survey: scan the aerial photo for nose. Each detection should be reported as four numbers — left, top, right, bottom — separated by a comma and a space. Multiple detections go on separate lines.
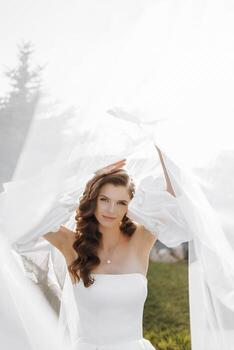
107, 202, 116, 214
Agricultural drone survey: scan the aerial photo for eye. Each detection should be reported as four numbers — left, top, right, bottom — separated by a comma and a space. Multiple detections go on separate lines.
100, 197, 108, 202
118, 202, 127, 206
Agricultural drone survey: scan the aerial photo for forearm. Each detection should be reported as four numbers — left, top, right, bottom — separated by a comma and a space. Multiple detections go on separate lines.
154, 145, 176, 197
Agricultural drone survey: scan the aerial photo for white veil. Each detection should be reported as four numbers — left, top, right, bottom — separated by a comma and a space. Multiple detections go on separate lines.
0, 0, 234, 349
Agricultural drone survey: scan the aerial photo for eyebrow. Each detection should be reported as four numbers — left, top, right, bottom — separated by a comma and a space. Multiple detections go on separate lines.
98, 194, 129, 203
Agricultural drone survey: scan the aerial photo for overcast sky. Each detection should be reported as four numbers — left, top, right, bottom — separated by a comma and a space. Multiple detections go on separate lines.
0, 0, 153, 96
1, 0, 234, 164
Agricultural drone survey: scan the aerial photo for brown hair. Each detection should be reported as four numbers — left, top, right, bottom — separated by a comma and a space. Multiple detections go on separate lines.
68, 168, 137, 287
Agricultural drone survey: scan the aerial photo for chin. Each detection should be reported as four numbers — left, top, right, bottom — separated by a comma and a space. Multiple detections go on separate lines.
97, 216, 119, 228
100, 220, 118, 228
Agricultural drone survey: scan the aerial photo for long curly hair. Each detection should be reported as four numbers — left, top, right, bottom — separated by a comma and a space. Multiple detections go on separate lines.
68, 168, 137, 287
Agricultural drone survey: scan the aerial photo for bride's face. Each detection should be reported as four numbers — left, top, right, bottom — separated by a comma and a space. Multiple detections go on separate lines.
94, 183, 131, 228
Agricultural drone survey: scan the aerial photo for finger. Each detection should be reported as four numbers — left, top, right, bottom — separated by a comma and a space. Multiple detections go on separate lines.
109, 159, 126, 167
111, 161, 126, 169
105, 160, 126, 170
107, 161, 126, 172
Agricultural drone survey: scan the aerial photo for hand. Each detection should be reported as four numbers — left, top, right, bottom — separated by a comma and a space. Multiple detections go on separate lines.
94, 159, 126, 176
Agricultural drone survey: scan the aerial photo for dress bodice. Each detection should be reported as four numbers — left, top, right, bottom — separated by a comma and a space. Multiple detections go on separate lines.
72, 273, 155, 349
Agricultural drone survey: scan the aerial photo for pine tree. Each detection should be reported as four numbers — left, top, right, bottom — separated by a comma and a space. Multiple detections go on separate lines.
1, 40, 43, 109
0, 40, 44, 184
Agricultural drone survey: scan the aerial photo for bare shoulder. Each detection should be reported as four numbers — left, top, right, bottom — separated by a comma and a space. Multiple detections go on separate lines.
132, 221, 158, 251
43, 225, 76, 252
44, 225, 78, 267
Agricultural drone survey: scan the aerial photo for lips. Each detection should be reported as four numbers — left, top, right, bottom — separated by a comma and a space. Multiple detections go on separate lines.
102, 215, 117, 220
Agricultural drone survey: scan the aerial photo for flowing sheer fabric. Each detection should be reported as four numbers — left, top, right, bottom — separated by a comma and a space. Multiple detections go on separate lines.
1, 0, 234, 349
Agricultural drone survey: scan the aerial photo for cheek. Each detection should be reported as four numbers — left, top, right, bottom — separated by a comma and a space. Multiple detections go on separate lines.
95, 201, 105, 212
94, 201, 106, 218
114, 205, 128, 218
119, 205, 128, 218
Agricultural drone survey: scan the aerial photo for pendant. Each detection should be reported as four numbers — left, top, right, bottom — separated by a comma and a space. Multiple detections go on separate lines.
107, 259, 111, 264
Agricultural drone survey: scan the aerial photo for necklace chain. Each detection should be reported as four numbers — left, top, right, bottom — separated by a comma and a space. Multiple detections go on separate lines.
102, 234, 121, 265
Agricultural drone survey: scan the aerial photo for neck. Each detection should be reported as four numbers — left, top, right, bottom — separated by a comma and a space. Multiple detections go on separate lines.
98, 224, 123, 251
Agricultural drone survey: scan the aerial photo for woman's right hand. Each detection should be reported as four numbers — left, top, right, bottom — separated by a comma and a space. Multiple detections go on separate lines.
94, 159, 126, 176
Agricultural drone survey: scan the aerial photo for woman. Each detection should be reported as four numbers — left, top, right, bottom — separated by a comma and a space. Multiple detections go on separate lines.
1, 134, 232, 350
40, 148, 189, 350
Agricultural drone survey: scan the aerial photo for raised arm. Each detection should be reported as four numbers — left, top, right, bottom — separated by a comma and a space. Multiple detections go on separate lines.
141, 145, 175, 248
127, 150, 193, 249
154, 145, 176, 197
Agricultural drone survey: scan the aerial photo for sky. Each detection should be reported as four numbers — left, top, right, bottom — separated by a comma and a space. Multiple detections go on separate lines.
1, 0, 234, 167
0, 0, 152, 96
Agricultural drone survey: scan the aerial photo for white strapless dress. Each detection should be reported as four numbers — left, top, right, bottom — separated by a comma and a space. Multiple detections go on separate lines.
71, 272, 156, 350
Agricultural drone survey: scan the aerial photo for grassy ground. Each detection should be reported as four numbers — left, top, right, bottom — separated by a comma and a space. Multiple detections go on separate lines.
143, 261, 191, 350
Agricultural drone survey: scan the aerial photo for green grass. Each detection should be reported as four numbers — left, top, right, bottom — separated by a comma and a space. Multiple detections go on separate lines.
143, 261, 191, 350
